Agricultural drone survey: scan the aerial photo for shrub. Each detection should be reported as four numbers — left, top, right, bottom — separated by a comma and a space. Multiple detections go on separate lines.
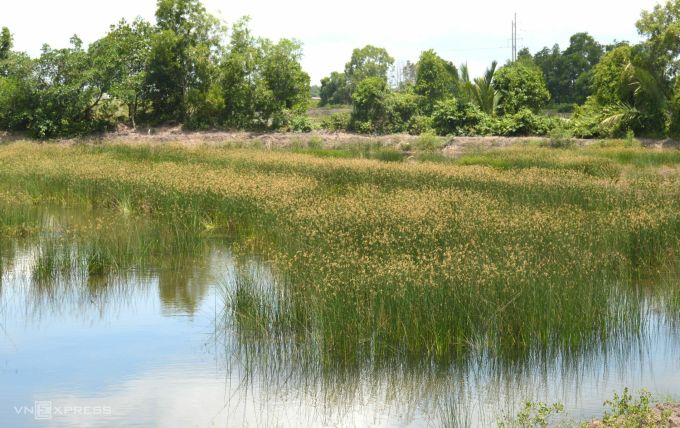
290, 115, 314, 132
406, 115, 433, 135
414, 132, 443, 151
500, 109, 559, 136
320, 112, 351, 132
384, 91, 419, 133
431, 99, 485, 136
545, 126, 575, 148
351, 77, 389, 133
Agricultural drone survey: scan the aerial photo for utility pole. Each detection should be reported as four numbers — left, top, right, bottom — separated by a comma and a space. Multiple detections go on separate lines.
511, 13, 517, 62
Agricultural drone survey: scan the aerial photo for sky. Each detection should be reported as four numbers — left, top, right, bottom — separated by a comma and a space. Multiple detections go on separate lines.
1, 0, 662, 85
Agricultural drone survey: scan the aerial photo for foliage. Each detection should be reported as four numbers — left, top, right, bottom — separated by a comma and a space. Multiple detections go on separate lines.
145, 0, 222, 123
498, 401, 564, 428
494, 59, 551, 115
319, 112, 351, 132
0, 27, 12, 60
534, 33, 604, 104
319, 71, 351, 106
0, 50, 34, 131
2, 0, 680, 139
600, 388, 672, 427
89, 18, 153, 128
30, 36, 111, 137
588, 45, 667, 137
470, 61, 502, 115
414, 49, 459, 113
406, 114, 433, 135
431, 98, 485, 136
344, 45, 394, 89
350, 77, 389, 133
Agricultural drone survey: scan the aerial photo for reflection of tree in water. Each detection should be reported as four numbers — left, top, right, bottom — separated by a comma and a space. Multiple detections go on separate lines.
0, 201, 236, 318
157, 245, 227, 315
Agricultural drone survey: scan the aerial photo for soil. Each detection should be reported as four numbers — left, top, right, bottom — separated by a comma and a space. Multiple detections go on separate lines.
2, 126, 678, 154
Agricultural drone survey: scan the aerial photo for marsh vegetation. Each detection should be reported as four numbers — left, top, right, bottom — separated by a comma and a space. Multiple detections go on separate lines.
0, 139, 679, 425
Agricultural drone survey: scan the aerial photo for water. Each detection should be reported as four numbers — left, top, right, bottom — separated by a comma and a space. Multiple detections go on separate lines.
1, 207, 679, 427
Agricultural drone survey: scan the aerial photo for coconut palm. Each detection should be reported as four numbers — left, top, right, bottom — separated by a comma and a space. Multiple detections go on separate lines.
472, 61, 502, 116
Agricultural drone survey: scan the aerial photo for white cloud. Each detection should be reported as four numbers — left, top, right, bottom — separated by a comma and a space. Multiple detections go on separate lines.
2, 0, 662, 83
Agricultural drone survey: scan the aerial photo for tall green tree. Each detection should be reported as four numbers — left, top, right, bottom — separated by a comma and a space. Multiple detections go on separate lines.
0, 27, 12, 61
319, 71, 350, 106
534, 33, 604, 105
351, 76, 389, 131
31, 36, 106, 137
260, 38, 310, 112
89, 18, 153, 128
220, 18, 265, 127
219, 18, 309, 128
414, 49, 459, 113
344, 45, 394, 89
591, 45, 666, 136
0, 32, 34, 131
145, 0, 222, 122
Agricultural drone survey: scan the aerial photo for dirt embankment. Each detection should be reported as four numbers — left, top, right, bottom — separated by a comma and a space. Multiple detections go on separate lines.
2, 126, 678, 152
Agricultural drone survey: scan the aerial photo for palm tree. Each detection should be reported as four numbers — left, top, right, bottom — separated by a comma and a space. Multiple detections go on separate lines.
471, 61, 502, 116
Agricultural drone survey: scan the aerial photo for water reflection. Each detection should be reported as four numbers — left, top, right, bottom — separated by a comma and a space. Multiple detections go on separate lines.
0, 206, 679, 427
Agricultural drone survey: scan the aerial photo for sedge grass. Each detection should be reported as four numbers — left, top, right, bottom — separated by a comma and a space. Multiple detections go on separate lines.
0, 140, 679, 371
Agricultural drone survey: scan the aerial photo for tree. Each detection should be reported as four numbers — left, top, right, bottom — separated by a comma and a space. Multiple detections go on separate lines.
415, 50, 458, 113
220, 18, 266, 128
534, 44, 570, 103
218, 18, 308, 129
319, 71, 350, 106
564, 33, 604, 103
636, 0, 680, 81
591, 45, 666, 136
533, 33, 604, 105
470, 61, 501, 115
89, 18, 153, 128
351, 76, 389, 131
0, 49, 34, 131
260, 38, 310, 112
145, 0, 222, 122
0, 27, 12, 61
344, 45, 394, 89
493, 59, 550, 115
31, 36, 107, 137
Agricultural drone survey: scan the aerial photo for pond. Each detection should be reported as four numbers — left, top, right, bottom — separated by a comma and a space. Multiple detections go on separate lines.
1, 205, 679, 427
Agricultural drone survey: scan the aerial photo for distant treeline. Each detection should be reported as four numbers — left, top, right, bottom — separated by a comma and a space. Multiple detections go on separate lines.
1, 0, 680, 138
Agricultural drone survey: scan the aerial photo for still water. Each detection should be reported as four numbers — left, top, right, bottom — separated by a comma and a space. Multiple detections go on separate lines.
1, 206, 679, 427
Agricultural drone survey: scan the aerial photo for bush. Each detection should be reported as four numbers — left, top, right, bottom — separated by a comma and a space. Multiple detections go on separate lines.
406, 115, 433, 135
544, 126, 575, 148
290, 115, 314, 132
414, 132, 443, 151
501, 109, 559, 136
351, 77, 389, 133
384, 91, 419, 133
320, 112, 351, 132
431, 99, 485, 136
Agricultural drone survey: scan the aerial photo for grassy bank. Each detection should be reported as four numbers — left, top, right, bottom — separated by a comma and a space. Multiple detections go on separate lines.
1, 139, 679, 370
